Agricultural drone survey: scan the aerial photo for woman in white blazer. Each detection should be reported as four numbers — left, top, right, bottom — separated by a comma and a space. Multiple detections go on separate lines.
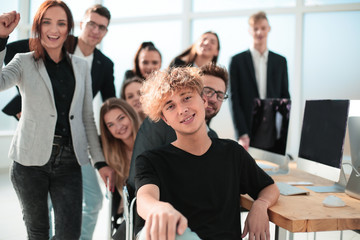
0, 1, 114, 239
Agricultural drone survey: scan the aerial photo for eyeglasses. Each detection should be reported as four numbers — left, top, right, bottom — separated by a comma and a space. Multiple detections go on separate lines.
202, 86, 228, 102
85, 21, 108, 33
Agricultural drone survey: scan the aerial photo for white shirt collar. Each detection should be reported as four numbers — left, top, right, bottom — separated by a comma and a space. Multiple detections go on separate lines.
74, 45, 94, 69
250, 47, 269, 60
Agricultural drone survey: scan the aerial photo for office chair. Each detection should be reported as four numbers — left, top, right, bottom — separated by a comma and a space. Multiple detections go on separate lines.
123, 186, 137, 240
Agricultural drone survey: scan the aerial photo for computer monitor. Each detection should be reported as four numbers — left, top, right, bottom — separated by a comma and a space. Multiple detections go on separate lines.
297, 99, 350, 192
343, 100, 360, 163
248, 98, 291, 174
345, 116, 360, 199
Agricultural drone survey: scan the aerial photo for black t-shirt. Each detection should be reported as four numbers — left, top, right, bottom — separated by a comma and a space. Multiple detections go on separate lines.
135, 138, 274, 240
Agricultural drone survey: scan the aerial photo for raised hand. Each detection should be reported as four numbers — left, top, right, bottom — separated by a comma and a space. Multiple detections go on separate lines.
0, 11, 20, 38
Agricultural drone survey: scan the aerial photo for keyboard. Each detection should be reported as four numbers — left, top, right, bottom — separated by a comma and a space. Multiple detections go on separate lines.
276, 182, 310, 196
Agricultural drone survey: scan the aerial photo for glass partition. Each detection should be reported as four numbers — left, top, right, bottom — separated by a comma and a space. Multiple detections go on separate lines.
103, 0, 182, 18
30, 0, 96, 22
193, 0, 295, 12
305, 0, 360, 6
303, 11, 360, 100
102, 20, 182, 93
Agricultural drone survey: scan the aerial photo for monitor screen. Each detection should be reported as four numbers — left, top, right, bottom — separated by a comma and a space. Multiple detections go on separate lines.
297, 99, 350, 181
250, 98, 291, 155
248, 98, 291, 173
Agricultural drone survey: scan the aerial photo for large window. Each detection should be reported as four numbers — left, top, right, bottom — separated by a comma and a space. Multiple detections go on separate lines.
303, 11, 360, 100
103, 0, 183, 18
192, 0, 295, 12
305, 0, 360, 6
102, 20, 182, 93
0, 1, 20, 132
1, 0, 360, 159
2, 1, 18, 13
30, 0, 95, 22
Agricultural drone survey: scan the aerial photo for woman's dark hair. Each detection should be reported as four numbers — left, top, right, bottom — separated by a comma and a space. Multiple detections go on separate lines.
29, 0, 74, 61
133, 41, 162, 79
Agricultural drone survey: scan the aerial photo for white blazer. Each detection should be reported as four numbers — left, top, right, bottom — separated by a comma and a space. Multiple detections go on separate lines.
0, 49, 105, 166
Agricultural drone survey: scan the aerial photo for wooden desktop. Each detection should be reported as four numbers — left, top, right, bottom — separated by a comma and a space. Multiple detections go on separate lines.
240, 163, 360, 237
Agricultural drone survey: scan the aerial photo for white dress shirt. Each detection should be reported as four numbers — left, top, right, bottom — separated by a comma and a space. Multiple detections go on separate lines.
74, 45, 94, 69
250, 47, 269, 99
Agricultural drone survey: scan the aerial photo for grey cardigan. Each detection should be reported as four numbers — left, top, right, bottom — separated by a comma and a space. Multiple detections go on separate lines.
0, 49, 105, 166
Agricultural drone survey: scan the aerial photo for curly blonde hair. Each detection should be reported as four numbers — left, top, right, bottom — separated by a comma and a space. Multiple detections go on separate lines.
140, 67, 203, 122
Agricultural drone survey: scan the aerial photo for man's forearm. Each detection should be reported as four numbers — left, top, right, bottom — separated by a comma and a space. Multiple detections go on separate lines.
137, 184, 161, 219
255, 183, 279, 208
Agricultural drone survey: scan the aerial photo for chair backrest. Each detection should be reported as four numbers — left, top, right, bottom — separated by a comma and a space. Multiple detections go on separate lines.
122, 186, 137, 240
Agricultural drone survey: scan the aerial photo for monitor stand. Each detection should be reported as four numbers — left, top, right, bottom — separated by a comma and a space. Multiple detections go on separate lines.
345, 116, 360, 199
265, 154, 290, 176
305, 166, 347, 193
345, 170, 360, 199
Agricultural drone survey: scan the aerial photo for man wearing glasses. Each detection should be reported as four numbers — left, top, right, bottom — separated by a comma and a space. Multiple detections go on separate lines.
124, 63, 229, 237
1, 4, 115, 240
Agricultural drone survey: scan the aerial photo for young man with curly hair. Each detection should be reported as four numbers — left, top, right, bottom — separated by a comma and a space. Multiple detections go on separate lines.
135, 67, 279, 240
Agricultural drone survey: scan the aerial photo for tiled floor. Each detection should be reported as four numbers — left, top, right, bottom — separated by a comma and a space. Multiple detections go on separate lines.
1, 169, 359, 240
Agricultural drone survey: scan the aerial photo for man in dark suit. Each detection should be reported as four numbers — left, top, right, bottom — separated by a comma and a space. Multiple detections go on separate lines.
1, 5, 116, 240
229, 11, 290, 151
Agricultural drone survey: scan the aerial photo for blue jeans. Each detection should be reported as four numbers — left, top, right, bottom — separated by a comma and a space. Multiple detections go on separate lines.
11, 144, 82, 240
47, 163, 103, 240
80, 162, 103, 240
137, 227, 201, 240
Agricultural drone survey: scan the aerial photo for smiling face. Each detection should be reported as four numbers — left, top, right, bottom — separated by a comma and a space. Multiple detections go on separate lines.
40, 6, 68, 56
202, 75, 226, 120
138, 49, 162, 79
161, 88, 207, 135
104, 108, 133, 141
195, 33, 219, 59
79, 12, 109, 48
124, 82, 143, 114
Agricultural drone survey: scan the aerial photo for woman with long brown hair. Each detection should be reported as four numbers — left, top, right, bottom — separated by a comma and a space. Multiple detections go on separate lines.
100, 98, 140, 226
0, 1, 114, 239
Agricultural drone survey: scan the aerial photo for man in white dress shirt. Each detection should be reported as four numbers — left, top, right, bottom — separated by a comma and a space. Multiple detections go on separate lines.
229, 11, 290, 150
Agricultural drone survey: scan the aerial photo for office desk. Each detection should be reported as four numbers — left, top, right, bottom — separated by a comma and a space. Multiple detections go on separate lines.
240, 167, 360, 236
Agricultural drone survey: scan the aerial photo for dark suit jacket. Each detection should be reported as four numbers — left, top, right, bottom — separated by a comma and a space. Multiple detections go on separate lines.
2, 37, 116, 118
229, 49, 290, 139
